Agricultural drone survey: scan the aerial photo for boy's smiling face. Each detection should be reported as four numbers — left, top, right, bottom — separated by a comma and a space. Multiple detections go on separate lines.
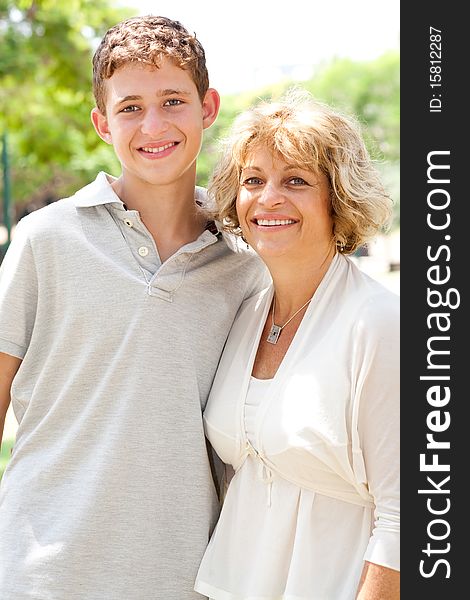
91, 58, 219, 190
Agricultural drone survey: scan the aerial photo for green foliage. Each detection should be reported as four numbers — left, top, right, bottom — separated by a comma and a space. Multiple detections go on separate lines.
304, 52, 400, 163
1, 1, 399, 229
0, 0, 133, 207
200, 51, 400, 228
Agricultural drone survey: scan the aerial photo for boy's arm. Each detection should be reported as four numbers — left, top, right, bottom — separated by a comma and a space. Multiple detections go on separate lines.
0, 352, 21, 449
0, 218, 36, 450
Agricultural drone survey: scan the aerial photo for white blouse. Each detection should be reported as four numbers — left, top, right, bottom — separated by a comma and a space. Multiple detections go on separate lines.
244, 377, 272, 447
195, 254, 400, 600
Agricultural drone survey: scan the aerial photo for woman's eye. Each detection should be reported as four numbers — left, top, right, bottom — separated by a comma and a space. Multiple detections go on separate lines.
242, 177, 263, 185
288, 177, 308, 185
121, 105, 139, 113
164, 98, 183, 107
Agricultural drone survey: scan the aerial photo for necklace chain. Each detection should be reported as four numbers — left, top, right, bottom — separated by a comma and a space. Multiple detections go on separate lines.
266, 294, 313, 344
272, 294, 313, 329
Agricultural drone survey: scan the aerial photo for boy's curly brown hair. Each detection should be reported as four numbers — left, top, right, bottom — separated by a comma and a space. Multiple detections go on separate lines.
92, 15, 209, 114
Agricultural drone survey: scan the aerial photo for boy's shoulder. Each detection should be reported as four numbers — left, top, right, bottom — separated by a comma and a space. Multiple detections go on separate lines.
16, 172, 118, 237
219, 237, 271, 297
196, 185, 266, 269
215, 226, 268, 281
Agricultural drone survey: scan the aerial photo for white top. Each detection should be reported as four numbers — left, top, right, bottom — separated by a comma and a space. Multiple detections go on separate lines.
195, 253, 400, 600
0, 172, 268, 600
244, 377, 272, 447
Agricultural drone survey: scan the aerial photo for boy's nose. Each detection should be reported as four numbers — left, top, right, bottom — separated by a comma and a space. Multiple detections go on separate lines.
140, 107, 168, 136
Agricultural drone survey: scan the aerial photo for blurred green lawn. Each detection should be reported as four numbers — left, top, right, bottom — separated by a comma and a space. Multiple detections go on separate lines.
1, 438, 14, 480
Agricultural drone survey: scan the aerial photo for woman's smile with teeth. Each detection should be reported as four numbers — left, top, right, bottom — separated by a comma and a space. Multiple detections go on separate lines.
255, 219, 297, 226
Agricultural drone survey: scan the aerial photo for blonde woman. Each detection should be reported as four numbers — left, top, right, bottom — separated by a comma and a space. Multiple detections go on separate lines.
195, 91, 400, 600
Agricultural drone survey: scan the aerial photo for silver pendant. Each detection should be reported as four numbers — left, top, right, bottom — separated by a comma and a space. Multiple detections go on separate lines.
266, 324, 282, 344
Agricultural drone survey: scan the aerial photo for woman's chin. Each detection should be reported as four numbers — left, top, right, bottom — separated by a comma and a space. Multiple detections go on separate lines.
250, 241, 292, 261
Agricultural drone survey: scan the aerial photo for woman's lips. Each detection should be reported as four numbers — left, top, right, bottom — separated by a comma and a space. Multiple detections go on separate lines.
254, 218, 297, 226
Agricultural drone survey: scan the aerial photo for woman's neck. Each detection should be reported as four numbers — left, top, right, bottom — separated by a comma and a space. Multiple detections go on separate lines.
268, 245, 337, 321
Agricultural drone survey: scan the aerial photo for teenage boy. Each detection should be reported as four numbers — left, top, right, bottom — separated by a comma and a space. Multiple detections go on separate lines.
0, 15, 266, 600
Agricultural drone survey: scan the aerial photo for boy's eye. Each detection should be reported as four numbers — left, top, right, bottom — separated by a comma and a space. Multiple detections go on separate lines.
121, 105, 139, 113
164, 98, 183, 107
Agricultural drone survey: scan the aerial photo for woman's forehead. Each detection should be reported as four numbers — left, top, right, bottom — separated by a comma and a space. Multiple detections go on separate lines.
241, 144, 319, 173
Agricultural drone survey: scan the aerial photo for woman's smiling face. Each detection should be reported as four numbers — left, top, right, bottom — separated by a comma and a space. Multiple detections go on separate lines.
236, 146, 334, 261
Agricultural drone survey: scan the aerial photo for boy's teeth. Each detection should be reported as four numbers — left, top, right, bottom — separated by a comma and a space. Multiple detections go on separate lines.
141, 142, 175, 153
257, 219, 295, 226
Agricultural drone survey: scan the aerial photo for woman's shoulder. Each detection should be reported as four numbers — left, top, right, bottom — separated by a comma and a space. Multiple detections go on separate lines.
344, 256, 399, 314
335, 256, 400, 345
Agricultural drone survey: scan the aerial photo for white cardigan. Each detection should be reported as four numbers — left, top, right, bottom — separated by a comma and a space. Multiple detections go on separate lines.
195, 254, 399, 600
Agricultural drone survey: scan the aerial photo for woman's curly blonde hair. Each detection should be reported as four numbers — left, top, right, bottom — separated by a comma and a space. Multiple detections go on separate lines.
210, 89, 392, 254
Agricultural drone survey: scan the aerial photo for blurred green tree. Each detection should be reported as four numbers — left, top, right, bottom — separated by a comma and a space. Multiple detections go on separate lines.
0, 0, 132, 209
200, 51, 399, 228
305, 53, 400, 228
1, 2, 398, 229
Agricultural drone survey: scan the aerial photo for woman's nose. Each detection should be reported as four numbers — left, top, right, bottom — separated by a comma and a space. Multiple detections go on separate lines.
258, 182, 285, 207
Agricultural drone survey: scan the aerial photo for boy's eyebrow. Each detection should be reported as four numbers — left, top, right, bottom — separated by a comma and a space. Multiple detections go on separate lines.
158, 88, 192, 97
115, 89, 192, 105
115, 95, 142, 105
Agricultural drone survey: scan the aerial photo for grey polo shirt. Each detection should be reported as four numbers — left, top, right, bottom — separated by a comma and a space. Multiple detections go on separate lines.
0, 172, 268, 600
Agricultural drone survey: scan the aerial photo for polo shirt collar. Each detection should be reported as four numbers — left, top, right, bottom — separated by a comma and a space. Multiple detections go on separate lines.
73, 171, 224, 237
73, 172, 125, 208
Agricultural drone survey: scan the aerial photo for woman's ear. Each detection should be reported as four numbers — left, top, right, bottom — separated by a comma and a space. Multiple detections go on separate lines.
91, 108, 113, 145
202, 88, 221, 130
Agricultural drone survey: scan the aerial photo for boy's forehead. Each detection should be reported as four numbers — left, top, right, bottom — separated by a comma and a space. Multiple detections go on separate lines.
104, 59, 197, 103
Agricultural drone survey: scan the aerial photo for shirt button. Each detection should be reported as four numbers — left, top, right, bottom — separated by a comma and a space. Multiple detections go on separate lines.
124, 219, 133, 227
138, 246, 149, 257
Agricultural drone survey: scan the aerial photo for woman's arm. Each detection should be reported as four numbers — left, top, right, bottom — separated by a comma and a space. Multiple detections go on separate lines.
356, 561, 400, 600
354, 294, 400, 597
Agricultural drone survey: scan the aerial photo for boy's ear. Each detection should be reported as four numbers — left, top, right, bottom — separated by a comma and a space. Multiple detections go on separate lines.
202, 88, 221, 130
91, 107, 113, 145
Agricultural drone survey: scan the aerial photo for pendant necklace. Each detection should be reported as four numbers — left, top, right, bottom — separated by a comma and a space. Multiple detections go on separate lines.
266, 294, 313, 345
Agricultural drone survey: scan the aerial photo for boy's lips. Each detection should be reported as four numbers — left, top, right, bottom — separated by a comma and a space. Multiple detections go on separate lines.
137, 141, 179, 158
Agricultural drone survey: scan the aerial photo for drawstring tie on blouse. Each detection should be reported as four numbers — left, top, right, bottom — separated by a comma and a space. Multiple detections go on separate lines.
244, 441, 274, 507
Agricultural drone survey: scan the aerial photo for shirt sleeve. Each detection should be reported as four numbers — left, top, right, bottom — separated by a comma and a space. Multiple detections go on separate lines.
354, 292, 400, 571
0, 219, 38, 359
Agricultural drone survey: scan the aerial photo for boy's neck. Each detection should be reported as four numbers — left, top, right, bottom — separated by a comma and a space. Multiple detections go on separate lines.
111, 171, 208, 263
